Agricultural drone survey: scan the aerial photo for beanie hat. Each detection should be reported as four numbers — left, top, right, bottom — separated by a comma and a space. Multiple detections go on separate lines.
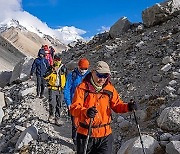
38, 49, 45, 56
95, 61, 111, 74
78, 58, 89, 69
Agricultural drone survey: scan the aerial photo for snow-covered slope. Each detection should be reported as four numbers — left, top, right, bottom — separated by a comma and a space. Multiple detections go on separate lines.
0, 18, 85, 45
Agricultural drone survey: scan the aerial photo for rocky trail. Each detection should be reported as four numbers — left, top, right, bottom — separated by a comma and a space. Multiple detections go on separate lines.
0, 81, 75, 154
0, 0, 180, 154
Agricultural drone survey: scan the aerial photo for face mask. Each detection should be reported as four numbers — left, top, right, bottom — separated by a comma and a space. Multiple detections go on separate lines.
80, 69, 88, 75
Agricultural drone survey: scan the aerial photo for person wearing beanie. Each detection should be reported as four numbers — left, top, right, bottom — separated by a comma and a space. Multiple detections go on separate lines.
78, 58, 89, 70
64, 58, 90, 148
70, 61, 137, 154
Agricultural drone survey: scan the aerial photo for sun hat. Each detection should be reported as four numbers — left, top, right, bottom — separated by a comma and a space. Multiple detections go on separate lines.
95, 61, 111, 74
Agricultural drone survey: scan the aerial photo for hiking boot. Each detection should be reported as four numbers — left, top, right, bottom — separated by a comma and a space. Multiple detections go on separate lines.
73, 139, 77, 146
55, 118, 64, 126
72, 144, 77, 152
39, 95, 45, 99
48, 115, 55, 123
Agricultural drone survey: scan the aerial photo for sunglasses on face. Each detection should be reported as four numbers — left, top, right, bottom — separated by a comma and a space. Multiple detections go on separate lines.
96, 71, 109, 78
80, 68, 88, 70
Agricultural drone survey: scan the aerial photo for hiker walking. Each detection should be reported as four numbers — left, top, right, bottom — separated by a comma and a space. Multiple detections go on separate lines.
44, 45, 53, 66
44, 54, 67, 126
64, 58, 90, 145
30, 49, 50, 98
70, 61, 137, 154
49, 46, 55, 59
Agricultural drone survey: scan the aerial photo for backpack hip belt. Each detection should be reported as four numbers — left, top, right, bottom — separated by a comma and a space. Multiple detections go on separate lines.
48, 86, 62, 91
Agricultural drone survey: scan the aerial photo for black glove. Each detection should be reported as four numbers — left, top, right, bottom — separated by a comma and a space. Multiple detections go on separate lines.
86, 106, 98, 118
128, 99, 137, 111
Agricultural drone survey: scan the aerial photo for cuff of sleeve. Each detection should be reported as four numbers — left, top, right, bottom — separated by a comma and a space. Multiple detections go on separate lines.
119, 103, 129, 113
66, 100, 71, 106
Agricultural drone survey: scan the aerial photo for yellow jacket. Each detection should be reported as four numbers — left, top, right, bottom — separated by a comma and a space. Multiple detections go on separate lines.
44, 71, 66, 90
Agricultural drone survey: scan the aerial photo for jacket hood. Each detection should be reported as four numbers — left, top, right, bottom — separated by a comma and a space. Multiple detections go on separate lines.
38, 49, 45, 57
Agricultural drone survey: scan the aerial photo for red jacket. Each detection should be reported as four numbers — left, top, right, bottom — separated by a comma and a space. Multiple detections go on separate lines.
44, 49, 53, 66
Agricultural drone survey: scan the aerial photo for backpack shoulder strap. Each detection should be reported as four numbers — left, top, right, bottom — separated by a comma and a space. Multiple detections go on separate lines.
102, 89, 113, 120
103, 90, 113, 100
61, 64, 67, 75
84, 90, 89, 101
84, 90, 112, 102
72, 70, 77, 81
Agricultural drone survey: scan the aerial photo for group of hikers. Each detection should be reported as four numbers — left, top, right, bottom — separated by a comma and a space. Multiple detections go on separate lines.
30, 45, 137, 154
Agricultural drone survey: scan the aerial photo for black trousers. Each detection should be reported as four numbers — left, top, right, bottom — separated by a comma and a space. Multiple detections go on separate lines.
71, 116, 77, 144
36, 76, 46, 96
77, 133, 113, 154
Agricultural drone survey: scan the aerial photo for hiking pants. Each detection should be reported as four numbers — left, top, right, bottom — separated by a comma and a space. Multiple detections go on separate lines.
76, 133, 113, 154
36, 76, 46, 96
71, 116, 77, 144
49, 89, 63, 118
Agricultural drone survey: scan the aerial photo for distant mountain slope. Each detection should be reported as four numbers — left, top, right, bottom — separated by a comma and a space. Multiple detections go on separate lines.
1, 26, 67, 57
0, 18, 85, 45
0, 35, 25, 72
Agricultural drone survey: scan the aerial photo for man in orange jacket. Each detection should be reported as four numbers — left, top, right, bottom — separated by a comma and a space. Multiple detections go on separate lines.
70, 61, 137, 154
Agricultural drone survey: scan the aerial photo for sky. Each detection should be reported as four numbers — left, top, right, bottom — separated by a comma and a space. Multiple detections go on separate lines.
22, 0, 164, 37
0, 0, 165, 43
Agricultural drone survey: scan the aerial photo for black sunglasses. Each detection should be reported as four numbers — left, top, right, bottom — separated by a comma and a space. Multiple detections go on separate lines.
96, 71, 109, 78
80, 68, 88, 70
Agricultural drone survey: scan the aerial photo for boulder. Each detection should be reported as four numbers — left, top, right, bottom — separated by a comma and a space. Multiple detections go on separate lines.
162, 56, 175, 64
0, 92, 5, 124
142, 0, 180, 27
166, 141, 180, 154
15, 125, 38, 150
117, 116, 125, 123
172, 72, 180, 79
134, 110, 147, 122
157, 107, 180, 131
117, 135, 161, 154
0, 107, 4, 124
10, 57, 34, 84
0, 92, 5, 108
20, 87, 36, 97
160, 133, 172, 141
5, 97, 13, 105
0, 71, 12, 87
109, 17, 131, 38
161, 63, 171, 72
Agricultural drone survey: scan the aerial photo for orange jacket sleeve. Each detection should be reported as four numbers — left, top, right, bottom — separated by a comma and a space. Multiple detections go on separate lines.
70, 86, 88, 119
110, 87, 129, 113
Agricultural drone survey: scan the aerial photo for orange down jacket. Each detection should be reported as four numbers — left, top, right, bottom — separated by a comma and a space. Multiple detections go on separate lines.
70, 73, 129, 138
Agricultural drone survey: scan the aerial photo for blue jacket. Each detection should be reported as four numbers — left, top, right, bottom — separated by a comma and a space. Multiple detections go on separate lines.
64, 68, 89, 106
30, 49, 50, 77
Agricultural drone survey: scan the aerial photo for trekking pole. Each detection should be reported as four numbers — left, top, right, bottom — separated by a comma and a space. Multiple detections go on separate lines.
83, 118, 93, 154
133, 110, 146, 154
